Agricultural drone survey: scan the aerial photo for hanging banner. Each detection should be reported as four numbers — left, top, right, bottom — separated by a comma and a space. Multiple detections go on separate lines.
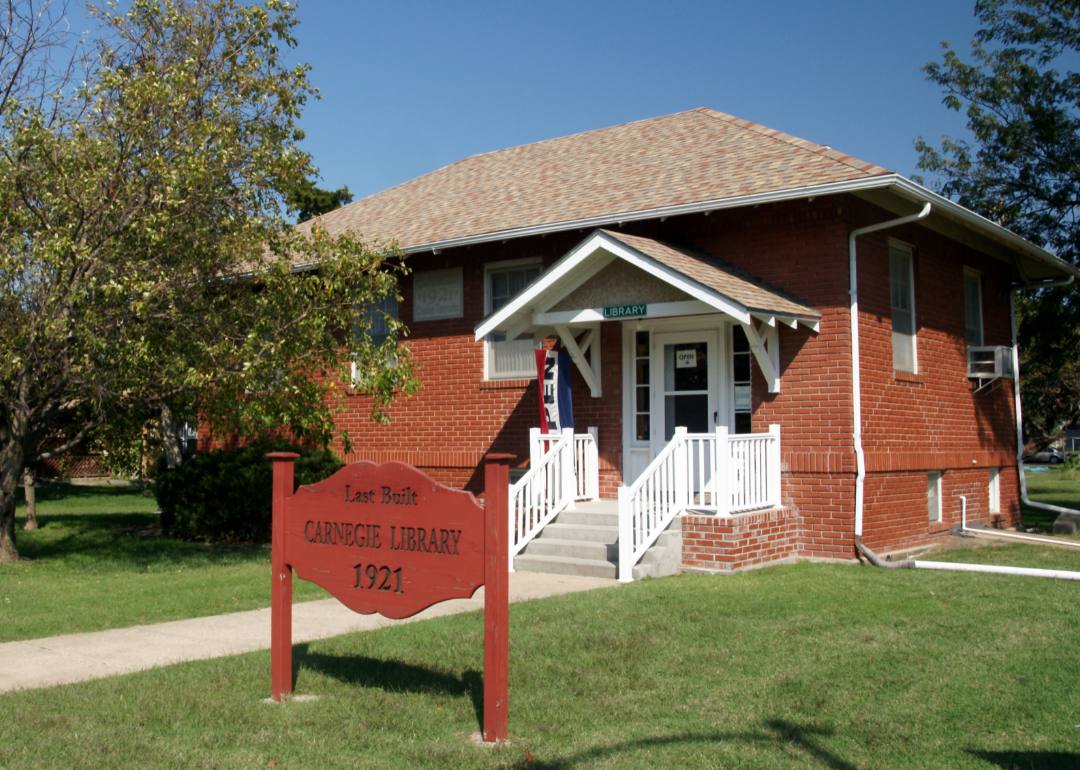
535, 350, 574, 432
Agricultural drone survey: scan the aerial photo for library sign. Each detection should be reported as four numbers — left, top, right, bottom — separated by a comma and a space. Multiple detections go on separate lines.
268, 453, 512, 742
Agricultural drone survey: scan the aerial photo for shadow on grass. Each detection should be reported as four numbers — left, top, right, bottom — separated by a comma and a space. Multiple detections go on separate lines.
497, 720, 859, 769
293, 644, 484, 728
969, 751, 1080, 770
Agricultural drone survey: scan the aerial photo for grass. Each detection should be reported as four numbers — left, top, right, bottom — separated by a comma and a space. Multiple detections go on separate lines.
1020, 463, 1080, 530
0, 484, 327, 642
2, 564, 1078, 769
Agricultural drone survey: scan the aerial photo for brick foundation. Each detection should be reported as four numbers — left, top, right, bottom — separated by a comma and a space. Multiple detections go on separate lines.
682, 506, 800, 572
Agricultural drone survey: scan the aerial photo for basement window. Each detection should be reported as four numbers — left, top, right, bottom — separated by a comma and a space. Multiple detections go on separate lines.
927, 471, 942, 523
988, 467, 1000, 513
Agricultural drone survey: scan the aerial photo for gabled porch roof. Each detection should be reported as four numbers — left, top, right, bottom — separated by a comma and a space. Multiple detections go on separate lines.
474, 229, 820, 341
474, 229, 820, 397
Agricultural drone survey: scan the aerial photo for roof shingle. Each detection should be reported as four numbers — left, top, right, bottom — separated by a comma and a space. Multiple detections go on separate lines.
302, 108, 891, 249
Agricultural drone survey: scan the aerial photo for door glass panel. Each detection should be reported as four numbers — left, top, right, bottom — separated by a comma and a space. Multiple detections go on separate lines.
663, 342, 709, 440
664, 342, 708, 391
665, 394, 709, 438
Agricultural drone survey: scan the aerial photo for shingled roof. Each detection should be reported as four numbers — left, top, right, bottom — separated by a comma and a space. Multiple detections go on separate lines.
302, 108, 892, 250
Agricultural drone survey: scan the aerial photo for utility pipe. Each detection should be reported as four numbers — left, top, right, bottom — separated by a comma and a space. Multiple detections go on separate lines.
1010, 275, 1080, 522
849, 202, 932, 536
959, 494, 1080, 549
854, 530, 1080, 582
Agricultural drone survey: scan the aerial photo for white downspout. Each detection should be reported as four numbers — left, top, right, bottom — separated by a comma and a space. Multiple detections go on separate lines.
1010, 275, 1079, 520
849, 202, 932, 537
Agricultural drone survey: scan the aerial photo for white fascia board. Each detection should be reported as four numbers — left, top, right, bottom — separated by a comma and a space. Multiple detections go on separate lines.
887, 177, 1080, 279
535, 299, 718, 326
473, 231, 615, 340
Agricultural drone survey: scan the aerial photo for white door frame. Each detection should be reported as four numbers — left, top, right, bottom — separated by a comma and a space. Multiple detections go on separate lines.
621, 315, 729, 486
652, 330, 719, 455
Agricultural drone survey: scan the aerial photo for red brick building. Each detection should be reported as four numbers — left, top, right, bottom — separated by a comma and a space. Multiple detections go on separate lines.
258, 109, 1080, 574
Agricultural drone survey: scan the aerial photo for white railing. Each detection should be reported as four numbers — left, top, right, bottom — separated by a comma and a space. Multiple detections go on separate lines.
509, 428, 576, 562
530, 427, 599, 502
618, 424, 781, 582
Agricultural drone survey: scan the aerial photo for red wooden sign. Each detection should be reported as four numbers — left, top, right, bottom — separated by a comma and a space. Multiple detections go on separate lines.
268, 452, 512, 743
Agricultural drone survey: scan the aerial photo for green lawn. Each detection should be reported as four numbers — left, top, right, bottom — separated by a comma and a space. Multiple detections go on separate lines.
1021, 464, 1080, 530
1, 484, 327, 642
1, 564, 1077, 769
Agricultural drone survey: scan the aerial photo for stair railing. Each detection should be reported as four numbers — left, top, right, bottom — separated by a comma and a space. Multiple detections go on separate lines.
618, 424, 781, 581
510, 427, 576, 562
530, 427, 600, 502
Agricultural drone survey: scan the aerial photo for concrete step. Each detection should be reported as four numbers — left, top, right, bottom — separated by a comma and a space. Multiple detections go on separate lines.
552, 510, 619, 528
522, 537, 615, 562
540, 523, 619, 544
513, 553, 616, 579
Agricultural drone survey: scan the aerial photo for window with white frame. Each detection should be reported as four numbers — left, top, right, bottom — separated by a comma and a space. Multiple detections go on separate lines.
485, 259, 542, 379
890, 243, 916, 372
351, 293, 399, 382
964, 269, 983, 347
988, 466, 1000, 513
927, 471, 942, 523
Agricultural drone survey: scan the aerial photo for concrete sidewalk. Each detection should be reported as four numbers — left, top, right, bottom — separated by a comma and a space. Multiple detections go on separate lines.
0, 572, 618, 693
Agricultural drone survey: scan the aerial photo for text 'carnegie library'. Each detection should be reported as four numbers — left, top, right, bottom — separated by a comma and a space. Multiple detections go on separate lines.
304, 521, 462, 555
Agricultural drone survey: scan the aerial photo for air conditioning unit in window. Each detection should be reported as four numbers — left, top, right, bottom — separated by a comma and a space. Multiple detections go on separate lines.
967, 346, 1015, 379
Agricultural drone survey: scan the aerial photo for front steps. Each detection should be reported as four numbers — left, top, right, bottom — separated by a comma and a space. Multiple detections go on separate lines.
513, 500, 681, 580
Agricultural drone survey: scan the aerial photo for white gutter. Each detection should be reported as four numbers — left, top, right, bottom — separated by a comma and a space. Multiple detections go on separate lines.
349, 174, 1074, 281
1010, 275, 1080, 522
850, 202, 933, 536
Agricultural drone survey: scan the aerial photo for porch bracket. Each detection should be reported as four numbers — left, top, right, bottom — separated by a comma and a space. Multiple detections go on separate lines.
554, 323, 602, 397
741, 320, 781, 393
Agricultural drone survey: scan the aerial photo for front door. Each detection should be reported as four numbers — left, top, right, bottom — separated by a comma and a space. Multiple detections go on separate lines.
653, 331, 719, 455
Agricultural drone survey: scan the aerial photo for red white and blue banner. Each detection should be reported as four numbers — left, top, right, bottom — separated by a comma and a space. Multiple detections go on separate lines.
535, 349, 574, 432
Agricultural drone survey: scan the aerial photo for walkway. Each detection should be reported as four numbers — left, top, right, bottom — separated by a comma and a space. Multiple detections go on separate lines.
0, 571, 617, 693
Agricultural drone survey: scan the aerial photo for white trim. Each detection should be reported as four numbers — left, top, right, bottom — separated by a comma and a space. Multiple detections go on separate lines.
483, 257, 544, 380
555, 324, 602, 397
928, 470, 942, 523
474, 230, 765, 340
535, 299, 716, 326
740, 320, 780, 393
889, 240, 918, 374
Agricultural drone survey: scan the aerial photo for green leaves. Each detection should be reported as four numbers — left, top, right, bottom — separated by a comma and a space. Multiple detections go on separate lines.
0, 2, 418, 561
917, 1, 1080, 449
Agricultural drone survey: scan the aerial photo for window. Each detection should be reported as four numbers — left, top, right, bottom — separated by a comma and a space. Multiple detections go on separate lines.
351, 294, 399, 383
485, 260, 542, 379
964, 269, 983, 346
732, 325, 752, 434
988, 467, 1000, 513
890, 243, 916, 372
633, 330, 650, 443
364, 293, 399, 347
927, 471, 942, 523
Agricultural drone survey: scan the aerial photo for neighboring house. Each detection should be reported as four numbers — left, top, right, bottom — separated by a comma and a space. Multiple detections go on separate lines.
214, 108, 1080, 574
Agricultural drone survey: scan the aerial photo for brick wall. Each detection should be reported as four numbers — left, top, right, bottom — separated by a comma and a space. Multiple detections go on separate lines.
204, 193, 1023, 564
682, 507, 800, 571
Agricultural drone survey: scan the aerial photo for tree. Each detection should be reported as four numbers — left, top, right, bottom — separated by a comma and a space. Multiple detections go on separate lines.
916, 0, 1080, 452
0, 0, 419, 563
285, 176, 354, 222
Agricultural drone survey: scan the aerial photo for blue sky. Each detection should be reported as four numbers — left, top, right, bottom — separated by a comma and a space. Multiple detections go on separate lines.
289, 1, 982, 202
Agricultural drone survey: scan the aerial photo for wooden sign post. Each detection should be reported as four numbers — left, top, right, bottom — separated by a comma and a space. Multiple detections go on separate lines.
268, 452, 512, 743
